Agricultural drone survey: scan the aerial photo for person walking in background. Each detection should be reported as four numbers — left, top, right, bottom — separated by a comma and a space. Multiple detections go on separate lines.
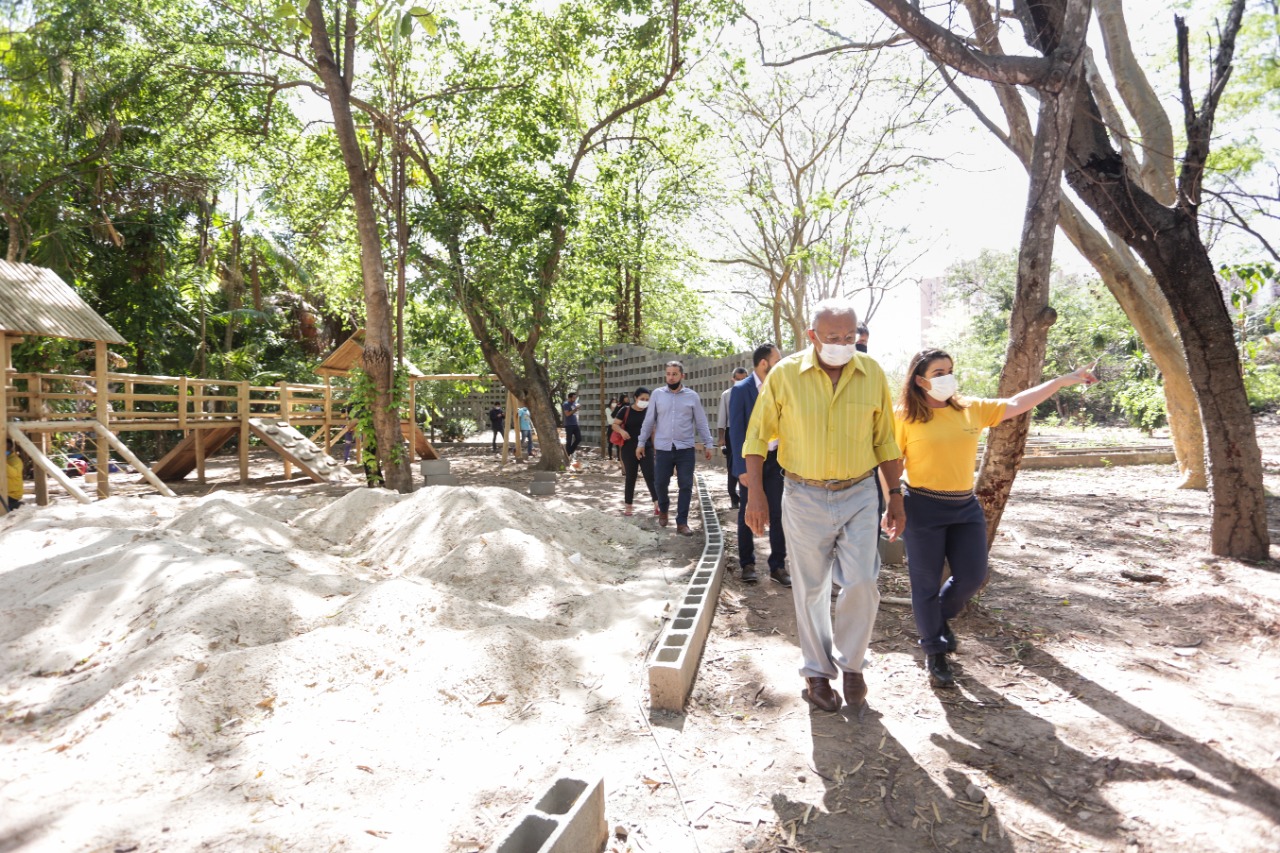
604, 397, 618, 461
856, 322, 870, 353
517, 404, 535, 458
488, 403, 505, 452
728, 344, 788, 587
719, 367, 750, 508
611, 388, 658, 516
636, 361, 714, 536
895, 349, 1097, 688
562, 392, 582, 457
743, 299, 903, 714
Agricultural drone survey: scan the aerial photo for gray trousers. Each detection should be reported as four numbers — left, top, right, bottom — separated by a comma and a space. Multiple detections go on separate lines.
781, 476, 881, 680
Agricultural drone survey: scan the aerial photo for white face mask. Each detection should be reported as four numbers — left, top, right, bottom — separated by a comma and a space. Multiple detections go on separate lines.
925, 373, 958, 402
633, 399, 649, 410
817, 342, 858, 367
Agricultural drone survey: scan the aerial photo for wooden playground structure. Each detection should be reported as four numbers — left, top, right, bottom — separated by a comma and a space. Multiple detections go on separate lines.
1, 262, 509, 513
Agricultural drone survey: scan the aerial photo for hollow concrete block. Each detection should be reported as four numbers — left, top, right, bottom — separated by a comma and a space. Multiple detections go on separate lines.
422, 474, 460, 487
420, 459, 451, 476
529, 481, 556, 496
491, 775, 607, 853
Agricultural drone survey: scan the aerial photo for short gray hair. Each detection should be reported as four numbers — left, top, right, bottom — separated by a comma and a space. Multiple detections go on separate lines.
809, 298, 859, 329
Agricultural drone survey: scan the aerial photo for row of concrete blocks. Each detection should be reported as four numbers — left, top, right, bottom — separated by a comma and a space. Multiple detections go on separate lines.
648, 472, 726, 711
491, 775, 608, 853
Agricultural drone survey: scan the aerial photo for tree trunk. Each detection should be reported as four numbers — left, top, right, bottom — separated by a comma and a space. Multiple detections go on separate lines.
975, 0, 1090, 547
5, 213, 20, 262
306, 0, 411, 493
1055, 5, 1267, 558
1055, 204, 1207, 487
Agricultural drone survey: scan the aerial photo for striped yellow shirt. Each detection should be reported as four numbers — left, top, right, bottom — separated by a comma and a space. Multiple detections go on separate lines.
742, 348, 900, 480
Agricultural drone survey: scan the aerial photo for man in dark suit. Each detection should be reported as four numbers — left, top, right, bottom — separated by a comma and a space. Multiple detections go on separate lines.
728, 343, 790, 586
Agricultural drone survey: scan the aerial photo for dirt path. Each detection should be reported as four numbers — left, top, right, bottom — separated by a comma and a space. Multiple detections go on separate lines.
2, 428, 1278, 852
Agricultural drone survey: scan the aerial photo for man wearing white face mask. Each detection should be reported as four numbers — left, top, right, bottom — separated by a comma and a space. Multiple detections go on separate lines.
894, 349, 1097, 688
742, 299, 904, 715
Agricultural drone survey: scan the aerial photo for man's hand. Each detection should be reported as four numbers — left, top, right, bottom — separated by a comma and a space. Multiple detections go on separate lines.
704, 446, 713, 461
881, 495, 906, 541
745, 491, 769, 536
635, 445, 645, 459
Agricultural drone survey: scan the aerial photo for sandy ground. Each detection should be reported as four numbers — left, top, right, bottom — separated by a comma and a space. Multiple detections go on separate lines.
2, 425, 1279, 852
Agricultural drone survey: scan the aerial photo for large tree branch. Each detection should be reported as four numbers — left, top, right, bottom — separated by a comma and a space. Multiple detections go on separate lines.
862, 0, 1055, 86
566, 0, 682, 188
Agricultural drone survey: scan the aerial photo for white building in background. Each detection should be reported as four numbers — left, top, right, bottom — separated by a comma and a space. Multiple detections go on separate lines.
919, 276, 946, 346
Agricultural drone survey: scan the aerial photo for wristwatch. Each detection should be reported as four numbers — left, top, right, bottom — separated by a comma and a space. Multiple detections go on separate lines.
888, 487, 903, 495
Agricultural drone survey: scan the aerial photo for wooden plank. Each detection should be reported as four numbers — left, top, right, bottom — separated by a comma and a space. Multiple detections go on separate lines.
92, 423, 177, 498
150, 426, 240, 481
247, 419, 351, 484
95, 342, 110, 499
238, 381, 250, 484
1, 334, 9, 515
8, 423, 91, 504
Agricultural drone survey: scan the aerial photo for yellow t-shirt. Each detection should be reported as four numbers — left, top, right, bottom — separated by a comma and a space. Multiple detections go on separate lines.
894, 399, 1006, 493
6, 452, 23, 501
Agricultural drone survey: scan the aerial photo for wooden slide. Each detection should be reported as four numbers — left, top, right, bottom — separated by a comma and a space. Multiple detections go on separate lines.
151, 426, 239, 481
152, 420, 353, 484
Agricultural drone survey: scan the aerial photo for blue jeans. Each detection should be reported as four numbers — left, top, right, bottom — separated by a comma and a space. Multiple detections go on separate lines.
521, 429, 533, 456
565, 424, 582, 456
737, 450, 787, 571
902, 489, 988, 654
781, 476, 880, 679
654, 447, 696, 525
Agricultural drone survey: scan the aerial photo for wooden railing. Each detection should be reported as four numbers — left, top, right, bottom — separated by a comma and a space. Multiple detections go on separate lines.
5, 372, 349, 432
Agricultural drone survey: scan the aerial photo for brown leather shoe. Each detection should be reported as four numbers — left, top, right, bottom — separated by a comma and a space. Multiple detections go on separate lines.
676, 524, 694, 536
802, 677, 841, 713
658, 510, 669, 527
842, 670, 867, 709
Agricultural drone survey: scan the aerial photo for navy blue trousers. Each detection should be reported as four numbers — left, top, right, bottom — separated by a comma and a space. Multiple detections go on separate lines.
902, 489, 988, 655
654, 447, 696, 525
737, 450, 786, 571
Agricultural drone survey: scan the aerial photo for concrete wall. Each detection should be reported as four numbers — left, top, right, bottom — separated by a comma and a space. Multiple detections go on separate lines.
574, 344, 755, 438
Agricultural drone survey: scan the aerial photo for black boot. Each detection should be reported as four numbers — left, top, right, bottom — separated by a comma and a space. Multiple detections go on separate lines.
926, 652, 955, 688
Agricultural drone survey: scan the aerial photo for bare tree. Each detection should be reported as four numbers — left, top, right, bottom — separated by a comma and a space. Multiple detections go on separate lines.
864, 0, 1267, 558
706, 51, 944, 348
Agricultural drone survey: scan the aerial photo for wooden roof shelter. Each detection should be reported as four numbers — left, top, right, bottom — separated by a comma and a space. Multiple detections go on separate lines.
315, 329, 427, 378
0, 261, 173, 514
0, 260, 127, 344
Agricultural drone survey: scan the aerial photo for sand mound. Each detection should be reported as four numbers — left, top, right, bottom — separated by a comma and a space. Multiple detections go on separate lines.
0, 484, 679, 851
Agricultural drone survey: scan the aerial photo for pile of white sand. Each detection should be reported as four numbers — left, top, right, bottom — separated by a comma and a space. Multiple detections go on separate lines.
0, 484, 677, 851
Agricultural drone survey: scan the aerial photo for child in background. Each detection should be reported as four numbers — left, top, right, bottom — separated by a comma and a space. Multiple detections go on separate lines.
6, 439, 24, 512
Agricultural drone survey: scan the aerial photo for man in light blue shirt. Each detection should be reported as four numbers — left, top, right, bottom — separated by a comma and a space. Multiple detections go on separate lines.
517, 405, 534, 457
637, 361, 713, 535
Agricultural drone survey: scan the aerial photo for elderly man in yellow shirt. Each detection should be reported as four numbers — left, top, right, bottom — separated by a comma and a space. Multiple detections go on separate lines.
743, 299, 904, 714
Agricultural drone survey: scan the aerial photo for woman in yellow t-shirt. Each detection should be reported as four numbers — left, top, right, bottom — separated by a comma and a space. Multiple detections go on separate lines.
6, 439, 25, 512
895, 349, 1096, 688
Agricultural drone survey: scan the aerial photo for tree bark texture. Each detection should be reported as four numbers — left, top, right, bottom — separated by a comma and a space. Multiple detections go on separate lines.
1052, 0, 1266, 557
958, 0, 1206, 488
306, 0, 411, 493
975, 0, 1091, 547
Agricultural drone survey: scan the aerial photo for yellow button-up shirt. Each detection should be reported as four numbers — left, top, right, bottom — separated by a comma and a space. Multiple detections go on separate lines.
742, 348, 900, 481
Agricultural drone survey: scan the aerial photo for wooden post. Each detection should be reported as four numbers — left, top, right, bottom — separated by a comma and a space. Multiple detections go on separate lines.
323, 377, 332, 451
178, 376, 188, 432
277, 380, 292, 480
237, 380, 250, 484
94, 341, 110, 499
500, 389, 510, 464
31, 372, 47, 505
193, 382, 206, 484
407, 377, 417, 461
9, 424, 91, 504
0, 334, 10, 515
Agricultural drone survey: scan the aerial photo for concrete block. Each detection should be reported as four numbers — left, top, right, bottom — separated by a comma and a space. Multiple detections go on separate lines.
529, 481, 556, 496
878, 536, 905, 566
492, 775, 607, 853
649, 473, 726, 711
532, 471, 558, 482
423, 474, 460, 487
420, 459, 451, 476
